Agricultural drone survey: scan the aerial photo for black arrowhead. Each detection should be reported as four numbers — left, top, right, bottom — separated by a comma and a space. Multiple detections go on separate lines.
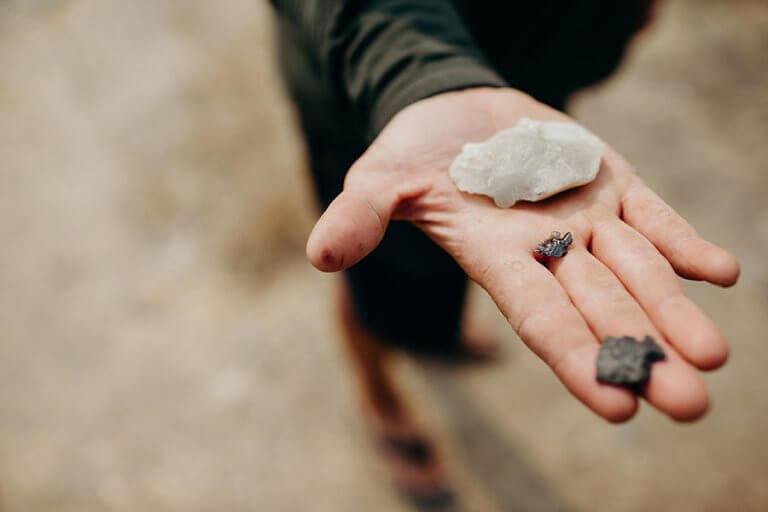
596, 335, 666, 393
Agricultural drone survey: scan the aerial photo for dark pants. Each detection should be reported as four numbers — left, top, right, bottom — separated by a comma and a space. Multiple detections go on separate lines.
277, 4, 650, 355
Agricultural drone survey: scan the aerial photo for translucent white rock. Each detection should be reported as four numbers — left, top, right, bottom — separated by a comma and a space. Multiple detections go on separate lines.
449, 118, 605, 208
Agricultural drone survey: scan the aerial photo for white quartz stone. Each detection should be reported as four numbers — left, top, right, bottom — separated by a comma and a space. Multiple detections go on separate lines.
449, 117, 605, 208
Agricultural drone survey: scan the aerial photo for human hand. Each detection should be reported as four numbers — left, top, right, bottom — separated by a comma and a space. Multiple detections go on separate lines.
306, 88, 740, 422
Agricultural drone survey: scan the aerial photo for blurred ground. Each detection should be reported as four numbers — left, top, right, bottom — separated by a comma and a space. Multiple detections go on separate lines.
0, 0, 766, 511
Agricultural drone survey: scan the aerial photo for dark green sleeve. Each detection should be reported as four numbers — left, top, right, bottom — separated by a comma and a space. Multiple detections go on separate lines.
271, 0, 507, 136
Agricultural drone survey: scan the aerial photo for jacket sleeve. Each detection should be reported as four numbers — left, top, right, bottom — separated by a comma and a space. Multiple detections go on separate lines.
271, 0, 507, 137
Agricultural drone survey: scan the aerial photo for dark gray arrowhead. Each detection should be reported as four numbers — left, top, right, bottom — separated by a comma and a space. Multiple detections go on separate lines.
535, 231, 574, 258
596, 335, 665, 392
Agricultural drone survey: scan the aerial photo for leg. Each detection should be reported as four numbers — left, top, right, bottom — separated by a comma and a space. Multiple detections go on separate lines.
337, 283, 452, 502
337, 283, 403, 421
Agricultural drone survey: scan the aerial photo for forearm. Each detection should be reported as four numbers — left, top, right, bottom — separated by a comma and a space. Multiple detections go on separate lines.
271, 0, 507, 136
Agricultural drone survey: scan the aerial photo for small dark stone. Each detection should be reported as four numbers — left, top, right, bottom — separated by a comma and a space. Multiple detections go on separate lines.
596, 335, 666, 392
535, 231, 574, 258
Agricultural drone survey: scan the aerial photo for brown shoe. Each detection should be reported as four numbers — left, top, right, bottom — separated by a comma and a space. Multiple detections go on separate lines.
362, 405, 455, 509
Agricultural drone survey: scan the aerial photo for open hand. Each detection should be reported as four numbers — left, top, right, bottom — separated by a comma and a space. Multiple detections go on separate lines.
306, 88, 740, 422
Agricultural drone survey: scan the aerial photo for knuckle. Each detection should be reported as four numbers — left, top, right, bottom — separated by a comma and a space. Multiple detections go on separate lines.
668, 233, 702, 257
586, 201, 619, 224
513, 306, 539, 340
580, 274, 627, 310
513, 301, 565, 346
550, 344, 590, 380
653, 294, 685, 318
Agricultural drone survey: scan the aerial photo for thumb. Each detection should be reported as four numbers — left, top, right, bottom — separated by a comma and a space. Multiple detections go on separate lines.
306, 180, 397, 272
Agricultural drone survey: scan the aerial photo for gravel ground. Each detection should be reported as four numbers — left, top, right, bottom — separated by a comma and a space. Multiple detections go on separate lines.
0, 1, 766, 511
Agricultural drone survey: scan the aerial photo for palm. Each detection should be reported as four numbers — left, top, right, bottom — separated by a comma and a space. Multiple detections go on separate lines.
308, 88, 739, 422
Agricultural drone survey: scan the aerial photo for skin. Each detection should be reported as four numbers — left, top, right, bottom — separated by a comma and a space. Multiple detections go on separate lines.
306, 87, 740, 423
